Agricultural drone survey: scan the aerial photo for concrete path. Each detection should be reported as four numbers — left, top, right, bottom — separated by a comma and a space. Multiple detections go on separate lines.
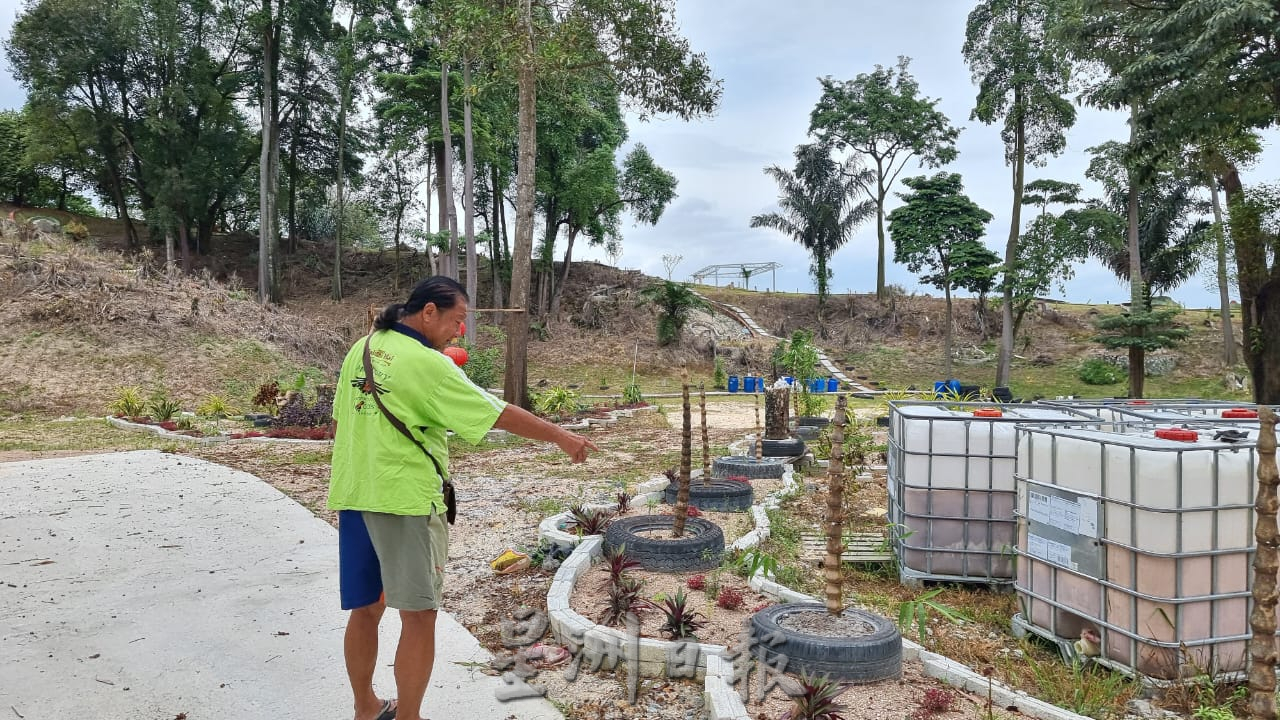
0, 450, 561, 720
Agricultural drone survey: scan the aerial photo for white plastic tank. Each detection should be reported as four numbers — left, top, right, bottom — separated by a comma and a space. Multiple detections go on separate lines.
887, 402, 1096, 584
1014, 423, 1264, 679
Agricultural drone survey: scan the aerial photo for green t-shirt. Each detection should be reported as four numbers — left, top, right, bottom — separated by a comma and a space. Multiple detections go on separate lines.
328, 324, 507, 516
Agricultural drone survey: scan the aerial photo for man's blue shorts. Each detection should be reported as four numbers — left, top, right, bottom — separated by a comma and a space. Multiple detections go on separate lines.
338, 509, 382, 610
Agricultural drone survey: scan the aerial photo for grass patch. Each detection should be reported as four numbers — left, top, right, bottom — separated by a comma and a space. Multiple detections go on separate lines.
0, 418, 173, 453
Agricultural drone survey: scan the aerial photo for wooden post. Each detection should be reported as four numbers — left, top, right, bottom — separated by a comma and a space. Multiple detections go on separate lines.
700, 383, 710, 485
1249, 406, 1278, 720
672, 376, 692, 538
825, 394, 848, 616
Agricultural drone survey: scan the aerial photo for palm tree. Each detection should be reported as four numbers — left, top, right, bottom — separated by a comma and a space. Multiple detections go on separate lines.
639, 281, 711, 346
750, 143, 876, 315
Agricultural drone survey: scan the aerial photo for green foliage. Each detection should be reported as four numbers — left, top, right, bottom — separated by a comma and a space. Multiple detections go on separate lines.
731, 547, 778, 579
889, 173, 997, 292
713, 355, 727, 390
749, 143, 876, 307
638, 280, 709, 345
1191, 686, 1246, 720
533, 386, 580, 419
809, 57, 961, 297
1022, 652, 1137, 719
63, 219, 89, 242
777, 330, 821, 385
196, 394, 234, 419
1092, 308, 1190, 352
109, 386, 146, 418
147, 392, 182, 422
622, 379, 643, 406
1076, 358, 1124, 386
566, 504, 612, 536
796, 391, 830, 418
461, 340, 502, 390
896, 588, 968, 645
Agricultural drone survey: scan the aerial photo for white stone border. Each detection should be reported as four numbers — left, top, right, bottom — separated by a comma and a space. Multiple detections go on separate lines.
106, 416, 232, 444
700, 450, 1093, 720
542, 463, 802, 679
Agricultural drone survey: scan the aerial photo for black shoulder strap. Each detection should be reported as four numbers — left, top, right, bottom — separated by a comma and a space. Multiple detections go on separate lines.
362, 331, 447, 482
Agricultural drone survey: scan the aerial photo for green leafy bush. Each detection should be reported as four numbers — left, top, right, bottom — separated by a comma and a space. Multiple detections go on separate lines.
1077, 358, 1124, 385
533, 386, 580, 419
461, 341, 501, 390
147, 392, 182, 421
109, 386, 146, 417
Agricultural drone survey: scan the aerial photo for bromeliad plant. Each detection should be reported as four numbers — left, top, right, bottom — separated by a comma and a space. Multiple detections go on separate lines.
782, 671, 851, 720
656, 588, 706, 639
566, 505, 613, 536
604, 544, 641, 586
600, 545, 649, 626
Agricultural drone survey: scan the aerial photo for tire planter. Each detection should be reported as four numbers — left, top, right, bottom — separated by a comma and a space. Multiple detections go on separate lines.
712, 455, 786, 480
795, 416, 831, 429
794, 425, 822, 442
662, 478, 754, 512
748, 437, 806, 458
749, 603, 901, 683
603, 515, 724, 572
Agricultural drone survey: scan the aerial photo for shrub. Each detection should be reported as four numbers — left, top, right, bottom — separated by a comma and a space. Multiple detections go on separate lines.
147, 392, 182, 421
533, 386, 580, 419
63, 219, 89, 242
656, 589, 706, 639
274, 391, 332, 428
461, 339, 501, 390
1078, 358, 1125, 385
196, 394, 234, 419
713, 355, 727, 390
915, 688, 956, 717
252, 381, 281, 412
109, 386, 146, 417
716, 585, 744, 610
686, 574, 706, 591
622, 380, 643, 406
565, 505, 612, 535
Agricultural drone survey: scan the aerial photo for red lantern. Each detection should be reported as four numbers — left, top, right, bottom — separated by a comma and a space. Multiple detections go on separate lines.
443, 345, 468, 366
458, 321, 466, 338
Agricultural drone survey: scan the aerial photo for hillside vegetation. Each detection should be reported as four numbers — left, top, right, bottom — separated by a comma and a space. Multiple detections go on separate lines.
0, 208, 1250, 418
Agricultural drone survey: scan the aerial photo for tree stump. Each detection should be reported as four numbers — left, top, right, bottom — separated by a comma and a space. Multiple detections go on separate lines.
764, 385, 791, 440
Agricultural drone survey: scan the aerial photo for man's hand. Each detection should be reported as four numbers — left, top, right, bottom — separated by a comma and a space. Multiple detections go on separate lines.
557, 431, 599, 464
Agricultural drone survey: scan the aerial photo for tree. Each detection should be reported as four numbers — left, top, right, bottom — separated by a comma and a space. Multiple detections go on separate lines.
809, 57, 960, 301
1058, 0, 1280, 403
1006, 178, 1089, 340
639, 280, 710, 346
662, 253, 682, 280
500, 0, 720, 409
1080, 142, 1208, 397
963, 0, 1077, 388
749, 143, 875, 317
887, 173, 996, 377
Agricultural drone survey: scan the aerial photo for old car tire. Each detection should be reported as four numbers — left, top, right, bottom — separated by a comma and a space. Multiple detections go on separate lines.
712, 455, 786, 480
603, 515, 724, 572
748, 603, 902, 683
662, 478, 754, 513
748, 438, 806, 458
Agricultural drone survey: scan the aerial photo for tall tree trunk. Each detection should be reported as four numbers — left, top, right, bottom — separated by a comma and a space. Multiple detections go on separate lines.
875, 167, 887, 301
943, 279, 954, 378
1210, 182, 1237, 367
258, 2, 281, 304
164, 229, 176, 273
286, 52, 305, 253
996, 113, 1025, 388
1249, 406, 1278, 720
491, 165, 506, 308
178, 221, 192, 274
332, 13, 355, 302
504, 3, 535, 410
824, 394, 848, 616
439, 60, 459, 280
1126, 108, 1145, 398
434, 140, 446, 269
671, 379, 692, 538
462, 58, 477, 344
549, 226, 576, 319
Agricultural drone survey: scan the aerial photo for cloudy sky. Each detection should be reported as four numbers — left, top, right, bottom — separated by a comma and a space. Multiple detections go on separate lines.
1, 0, 1273, 309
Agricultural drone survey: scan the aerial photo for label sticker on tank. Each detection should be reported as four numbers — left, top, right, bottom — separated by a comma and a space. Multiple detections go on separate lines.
1029, 490, 1088, 536
1027, 532, 1075, 570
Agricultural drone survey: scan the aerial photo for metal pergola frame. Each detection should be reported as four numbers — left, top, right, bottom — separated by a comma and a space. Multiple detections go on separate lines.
689, 262, 780, 291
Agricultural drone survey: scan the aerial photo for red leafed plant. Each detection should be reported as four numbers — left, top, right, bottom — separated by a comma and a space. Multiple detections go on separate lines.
686, 574, 706, 591
686, 505, 702, 518
266, 426, 334, 440
912, 687, 956, 719
716, 585, 744, 610
159, 421, 179, 431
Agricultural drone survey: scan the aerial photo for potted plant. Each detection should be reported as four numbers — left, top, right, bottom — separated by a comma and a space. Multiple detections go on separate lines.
605, 379, 725, 571
747, 394, 903, 682
663, 383, 754, 512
